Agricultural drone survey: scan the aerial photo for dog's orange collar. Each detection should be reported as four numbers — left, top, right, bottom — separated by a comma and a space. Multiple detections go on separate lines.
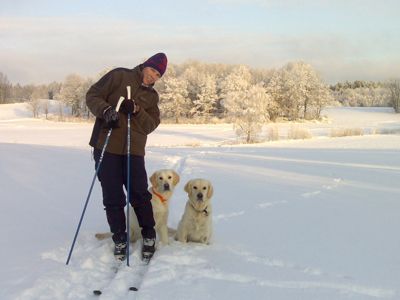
152, 187, 167, 203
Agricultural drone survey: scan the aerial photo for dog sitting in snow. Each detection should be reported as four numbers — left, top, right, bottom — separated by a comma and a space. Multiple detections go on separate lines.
95, 169, 180, 245
175, 178, 214, 244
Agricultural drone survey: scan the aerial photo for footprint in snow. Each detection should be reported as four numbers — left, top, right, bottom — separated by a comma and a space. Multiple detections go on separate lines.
214, 211, 245, 222
303, 178, 343, 198
323, 178, 343, 190
301, 190, 321, 198
257, 200, 288, 208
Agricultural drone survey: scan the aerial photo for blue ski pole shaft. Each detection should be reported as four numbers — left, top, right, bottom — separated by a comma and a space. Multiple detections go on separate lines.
66, 128, 113, 265
126, 113, 131, 267
66, 96, 125, 266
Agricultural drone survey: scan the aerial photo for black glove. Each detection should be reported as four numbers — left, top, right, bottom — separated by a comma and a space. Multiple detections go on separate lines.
119, 99, 137, 115
102, 106, 119, 128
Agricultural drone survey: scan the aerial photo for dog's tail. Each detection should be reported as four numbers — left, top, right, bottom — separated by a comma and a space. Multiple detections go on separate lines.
95, 232, 112, 240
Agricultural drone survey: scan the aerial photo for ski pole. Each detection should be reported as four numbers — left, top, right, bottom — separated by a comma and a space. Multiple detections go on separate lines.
126, 85, 132, 267
66, 96, 125, 265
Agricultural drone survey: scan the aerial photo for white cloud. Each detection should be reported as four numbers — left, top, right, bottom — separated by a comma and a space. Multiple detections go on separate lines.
1, 15, 399, 84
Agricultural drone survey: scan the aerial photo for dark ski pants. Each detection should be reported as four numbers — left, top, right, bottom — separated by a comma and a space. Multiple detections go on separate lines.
93, 148, 155, 243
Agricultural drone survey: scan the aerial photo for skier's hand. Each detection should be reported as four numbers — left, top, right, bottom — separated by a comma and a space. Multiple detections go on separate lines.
103, 106, 119, 128
120, 99, 140, 115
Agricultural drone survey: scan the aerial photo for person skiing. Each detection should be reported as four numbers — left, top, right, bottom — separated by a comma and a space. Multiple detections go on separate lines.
86, 52, 167, 261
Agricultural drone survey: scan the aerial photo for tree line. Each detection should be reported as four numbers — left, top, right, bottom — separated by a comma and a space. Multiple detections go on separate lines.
1, 61, 399, 140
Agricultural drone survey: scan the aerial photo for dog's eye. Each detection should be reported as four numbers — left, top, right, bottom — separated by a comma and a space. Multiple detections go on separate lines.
193, 186, 198, 190
202, 187, 207, 190
168, 176, 172, 179
159, 177, 163, 180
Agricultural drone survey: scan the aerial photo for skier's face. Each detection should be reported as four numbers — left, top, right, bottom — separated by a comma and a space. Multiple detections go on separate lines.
142, 67, 161, 86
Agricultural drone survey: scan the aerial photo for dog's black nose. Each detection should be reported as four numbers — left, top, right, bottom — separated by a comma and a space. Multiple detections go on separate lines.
197, 193, 203, 200
164, 183, 170, 191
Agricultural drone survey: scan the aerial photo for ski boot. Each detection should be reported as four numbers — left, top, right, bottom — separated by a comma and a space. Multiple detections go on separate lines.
142, 238, 155, 263
114, 242, 127, 261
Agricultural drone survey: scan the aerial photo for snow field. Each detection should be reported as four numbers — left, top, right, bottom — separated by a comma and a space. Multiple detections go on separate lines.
0, 105, 399, 299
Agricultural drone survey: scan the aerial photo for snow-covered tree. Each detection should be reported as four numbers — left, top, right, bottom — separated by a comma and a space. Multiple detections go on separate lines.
0, 72, 11, 104
26, 85, 48, 118
47, 81, 62, 100
225, 83, 270, 143
220, 65, 252, 116
160, 76, 190, 123
42, 100, 49, 119
334, 86, 390, 107
59, 74, 86, 117
387, 79, 400, 113
191, 74, 218, 118
266, 62, 332, 120
220, 65, 252, 101
81, 78, 94, 118
181, 66, 202, 103
26, 97, 41, 118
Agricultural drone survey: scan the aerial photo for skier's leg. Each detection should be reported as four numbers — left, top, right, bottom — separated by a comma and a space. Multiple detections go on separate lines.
124, 155, 156, 260
94, 149, 127, 244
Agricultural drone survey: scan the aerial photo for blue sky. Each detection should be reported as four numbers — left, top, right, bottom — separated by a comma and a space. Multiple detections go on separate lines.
1, 0, 399, 84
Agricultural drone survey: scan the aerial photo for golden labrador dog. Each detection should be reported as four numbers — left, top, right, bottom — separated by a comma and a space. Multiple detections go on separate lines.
129, 169, 180, 245
95, 169, 180, 245
175, 178, 214, 244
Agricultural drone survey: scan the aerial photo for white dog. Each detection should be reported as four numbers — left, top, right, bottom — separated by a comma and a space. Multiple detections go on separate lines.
175, 178, 214, 244
95, 169, 180, 245
129, 169, 180, 245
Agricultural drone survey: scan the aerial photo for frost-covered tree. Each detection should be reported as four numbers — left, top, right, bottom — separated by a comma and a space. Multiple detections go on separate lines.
42, 99, 50, 119
266, 62, 332, 120
26, 91, 42, 118
26, 98, 41, 118
191, 74, 218, 118
0, 72, 11, 104
81, 78, 94, 118
47, 81, 62, 100
59, 74, 86, 117
26, 85, 47, 118
160, 76, 190, 123
222, 65, 272, 142
334, 86, 390, 107
220, 65, 252, 100
181, 66, 202, 104
220, 65, 252, 117
387, 79, 400, 113
225, 83, 270, 143
260, 86, 281, 122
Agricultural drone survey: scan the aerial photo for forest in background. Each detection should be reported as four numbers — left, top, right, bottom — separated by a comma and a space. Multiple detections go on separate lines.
1, 60, 399, 142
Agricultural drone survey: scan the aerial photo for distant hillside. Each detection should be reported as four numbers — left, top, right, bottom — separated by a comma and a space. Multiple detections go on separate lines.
0, 100, 69, 120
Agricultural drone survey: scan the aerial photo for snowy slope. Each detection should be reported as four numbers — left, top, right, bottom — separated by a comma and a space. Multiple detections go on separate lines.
0, 104, 399, 299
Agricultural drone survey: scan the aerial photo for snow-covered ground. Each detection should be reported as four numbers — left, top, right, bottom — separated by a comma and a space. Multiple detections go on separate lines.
1, 104, 400, 299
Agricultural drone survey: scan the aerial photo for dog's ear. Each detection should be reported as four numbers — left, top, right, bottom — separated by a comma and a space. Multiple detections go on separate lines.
150, 172, 158, 187
207, 181, 214, 199
184, 180, 192, 194
172, 171, 180, 186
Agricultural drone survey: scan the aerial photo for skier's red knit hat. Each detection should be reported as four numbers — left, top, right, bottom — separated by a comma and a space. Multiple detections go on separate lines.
143, 53, 168, 77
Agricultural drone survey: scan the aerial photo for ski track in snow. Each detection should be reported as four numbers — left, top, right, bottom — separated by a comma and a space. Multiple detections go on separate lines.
140, 243, 395, 299
18, 239, 395, 300
7, 127, 399, 300
16, 150, 396, 300
152, 151, 396, 299
17, 235, 152, 300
